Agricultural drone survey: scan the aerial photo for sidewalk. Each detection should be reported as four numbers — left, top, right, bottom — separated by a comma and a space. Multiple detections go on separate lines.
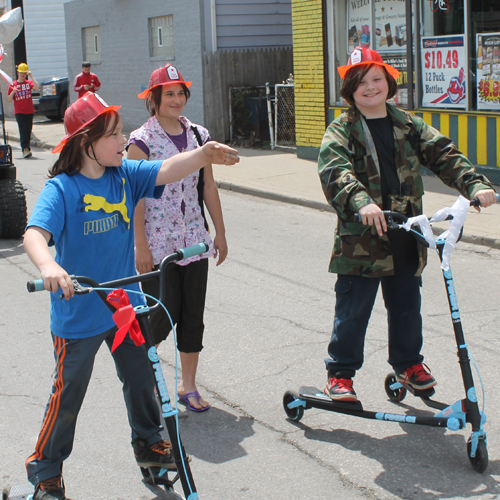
6, 116, 500, 249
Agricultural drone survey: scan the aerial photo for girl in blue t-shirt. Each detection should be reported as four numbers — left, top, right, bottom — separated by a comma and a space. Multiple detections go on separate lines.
22, 92, 238, 500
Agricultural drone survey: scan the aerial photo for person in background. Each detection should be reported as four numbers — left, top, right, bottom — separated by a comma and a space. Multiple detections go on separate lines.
73, 61, 101, 98
318, 46, 497, 402
7, 62, 39, 158
127, 64, 227, 412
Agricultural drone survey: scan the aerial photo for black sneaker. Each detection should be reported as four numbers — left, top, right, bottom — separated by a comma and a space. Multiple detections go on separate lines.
33, 475, 70, 500
324, 377, 358, 402
396, 363, 437, 390
133, 438, 177, 470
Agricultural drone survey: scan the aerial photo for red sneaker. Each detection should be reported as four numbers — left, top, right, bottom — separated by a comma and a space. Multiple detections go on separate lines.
324, 377, 357, 401
396, 363, 437, 390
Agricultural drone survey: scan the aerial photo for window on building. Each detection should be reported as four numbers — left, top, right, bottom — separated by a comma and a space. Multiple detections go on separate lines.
330, 0, 410, 108
471, 0, 500, 111
421, 0, 464, 38
329, 0, 500, 112
83, 26, 101, 64
149, 15, 175, 59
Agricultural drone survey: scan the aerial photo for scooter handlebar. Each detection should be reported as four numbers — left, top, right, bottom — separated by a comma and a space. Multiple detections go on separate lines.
177, 242, 209, 260
470, 193, 500, 207
27, 279, 45, 293
26, 243, 210, 294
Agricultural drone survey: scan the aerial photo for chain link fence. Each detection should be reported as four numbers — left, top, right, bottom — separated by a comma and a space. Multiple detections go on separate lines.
274, 84, 295, 149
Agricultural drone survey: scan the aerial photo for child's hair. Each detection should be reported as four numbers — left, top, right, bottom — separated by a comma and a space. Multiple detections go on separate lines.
146, 83, 191, 117
340, 64, 398, 107
49, 110, 120, 178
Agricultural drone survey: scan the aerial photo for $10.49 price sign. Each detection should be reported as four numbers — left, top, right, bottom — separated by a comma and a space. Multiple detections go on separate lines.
421, 35, 466, 109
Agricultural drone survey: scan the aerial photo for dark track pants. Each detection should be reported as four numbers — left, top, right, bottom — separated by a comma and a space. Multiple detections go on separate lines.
15, 113, 34, 151
26, 327, 162, 484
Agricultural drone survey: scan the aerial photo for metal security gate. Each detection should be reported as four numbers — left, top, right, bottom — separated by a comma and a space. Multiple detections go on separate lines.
274, 83, 295, 149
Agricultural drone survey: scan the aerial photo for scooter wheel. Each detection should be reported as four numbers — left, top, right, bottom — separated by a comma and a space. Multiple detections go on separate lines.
283, 391, 304, 422
384, 373, 407, 403
467, 437, 488, 473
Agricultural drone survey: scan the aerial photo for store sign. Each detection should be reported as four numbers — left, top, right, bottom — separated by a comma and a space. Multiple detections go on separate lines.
347, 0, 407, 54
476, 33, 500, 111
421, 35, 466, 109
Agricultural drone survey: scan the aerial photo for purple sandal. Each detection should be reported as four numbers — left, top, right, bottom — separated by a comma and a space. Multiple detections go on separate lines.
177, 391, 210, 412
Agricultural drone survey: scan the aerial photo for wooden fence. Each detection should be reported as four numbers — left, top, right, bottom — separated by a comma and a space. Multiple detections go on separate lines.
203, 47, 293, 143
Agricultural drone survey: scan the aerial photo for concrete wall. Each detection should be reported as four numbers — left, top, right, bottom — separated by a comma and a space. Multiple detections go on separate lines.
64, 0, 206, 134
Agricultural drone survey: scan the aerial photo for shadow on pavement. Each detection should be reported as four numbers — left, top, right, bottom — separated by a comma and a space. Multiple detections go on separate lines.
179, 406, 255, 464
294, 415, 500, 499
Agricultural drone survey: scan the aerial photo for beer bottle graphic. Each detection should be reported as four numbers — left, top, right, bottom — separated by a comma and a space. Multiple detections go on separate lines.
477, 36, 483, 70
385, 23, 393, 47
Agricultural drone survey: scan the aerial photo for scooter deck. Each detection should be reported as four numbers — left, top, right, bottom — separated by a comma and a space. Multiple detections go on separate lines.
299, 386, 364, 412
3, 483, 34, 500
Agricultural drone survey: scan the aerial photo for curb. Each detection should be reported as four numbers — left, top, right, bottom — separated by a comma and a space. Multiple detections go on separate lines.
216, 180, 335, 213
215, 181, 500, 251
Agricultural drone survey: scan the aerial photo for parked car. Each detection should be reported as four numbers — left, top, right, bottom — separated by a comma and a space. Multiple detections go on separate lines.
37, 76, 69, 120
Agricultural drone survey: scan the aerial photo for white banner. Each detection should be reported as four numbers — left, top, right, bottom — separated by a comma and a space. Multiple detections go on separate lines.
421, 35, 466, 109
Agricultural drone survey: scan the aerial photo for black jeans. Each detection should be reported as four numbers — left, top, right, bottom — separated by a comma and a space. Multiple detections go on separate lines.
15, 112, 34, 151
325, 265, 424, 378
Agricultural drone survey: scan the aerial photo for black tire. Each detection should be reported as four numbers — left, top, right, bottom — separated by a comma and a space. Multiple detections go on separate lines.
0, 179, 27, 239
283, 390, 304, 421
467, 437, 488, 473
384, 373, 407, 403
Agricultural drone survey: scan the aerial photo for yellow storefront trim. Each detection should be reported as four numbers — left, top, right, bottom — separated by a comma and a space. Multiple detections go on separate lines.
497, 117, 500, 166
476, 115, 487, 166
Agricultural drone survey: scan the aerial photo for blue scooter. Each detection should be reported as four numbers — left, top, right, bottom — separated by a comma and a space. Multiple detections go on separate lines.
283, 194, 500, 473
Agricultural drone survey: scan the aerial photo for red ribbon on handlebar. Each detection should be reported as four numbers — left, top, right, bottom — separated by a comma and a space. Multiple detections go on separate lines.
106, 289, 145, 352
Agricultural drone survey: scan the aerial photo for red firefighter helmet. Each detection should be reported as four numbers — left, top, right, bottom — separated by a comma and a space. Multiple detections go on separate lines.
137, 63, 192, 99
337, 46, 400, 80
52, 92, 121, 153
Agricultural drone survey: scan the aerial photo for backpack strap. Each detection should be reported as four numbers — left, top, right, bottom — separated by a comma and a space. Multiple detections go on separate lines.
191, 125, 209, 231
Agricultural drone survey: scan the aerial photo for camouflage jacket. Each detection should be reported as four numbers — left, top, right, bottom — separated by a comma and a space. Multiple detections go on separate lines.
318, 104, 494, 277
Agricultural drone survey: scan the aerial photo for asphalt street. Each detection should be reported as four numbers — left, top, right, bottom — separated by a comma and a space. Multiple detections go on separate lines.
1, 145, 500, 499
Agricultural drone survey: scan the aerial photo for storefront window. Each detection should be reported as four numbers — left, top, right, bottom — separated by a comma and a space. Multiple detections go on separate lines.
472, 0, 500, 110
332, 0, 410, 107
421, 0, 464, 37
330, 0, 500, 111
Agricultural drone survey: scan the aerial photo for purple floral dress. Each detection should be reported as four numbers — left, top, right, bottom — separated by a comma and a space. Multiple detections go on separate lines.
128, 115, 215, 266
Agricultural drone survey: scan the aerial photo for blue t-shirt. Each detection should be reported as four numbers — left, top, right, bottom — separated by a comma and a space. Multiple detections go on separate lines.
27, 159, 164, 339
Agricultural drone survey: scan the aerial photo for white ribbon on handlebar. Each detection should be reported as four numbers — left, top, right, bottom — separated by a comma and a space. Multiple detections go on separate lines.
401, 195, 470, 271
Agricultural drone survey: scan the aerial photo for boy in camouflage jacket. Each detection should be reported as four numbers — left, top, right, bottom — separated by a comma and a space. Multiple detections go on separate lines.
318, 47, 497, 402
